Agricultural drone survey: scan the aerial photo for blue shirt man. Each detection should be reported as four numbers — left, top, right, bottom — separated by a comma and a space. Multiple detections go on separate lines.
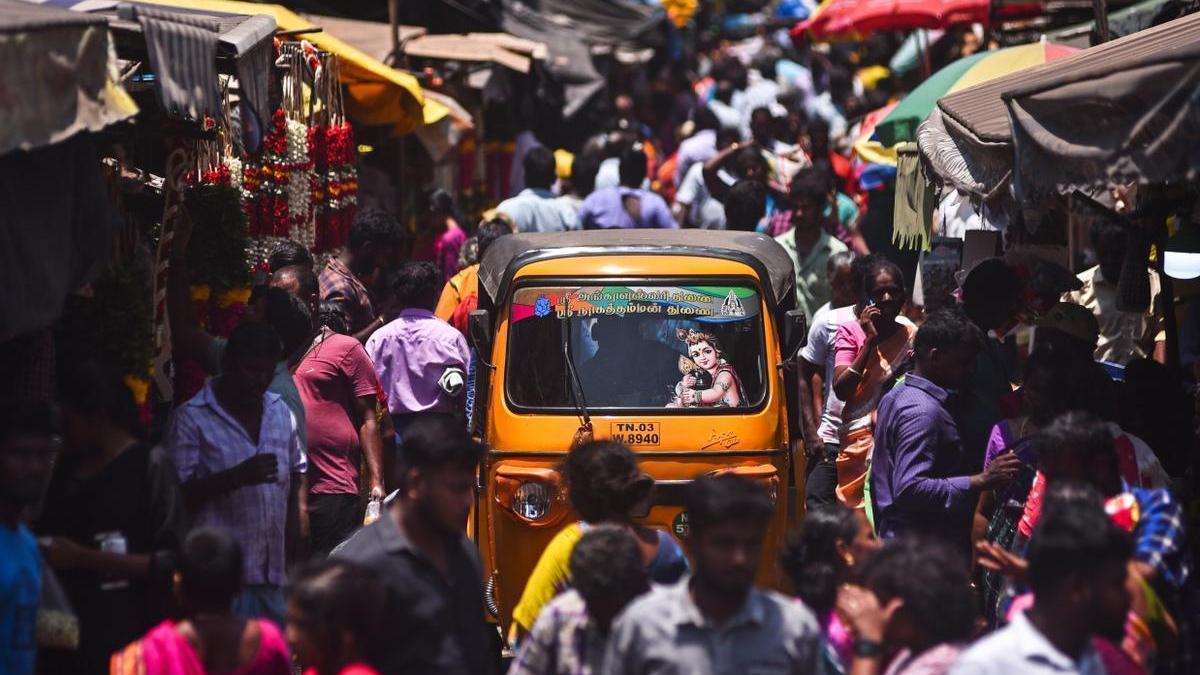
871, 310, 1021, 553
0, 402, 54, 675
0, 525, 39, 675
496, 146, 580, 233
579, 187, 676, 230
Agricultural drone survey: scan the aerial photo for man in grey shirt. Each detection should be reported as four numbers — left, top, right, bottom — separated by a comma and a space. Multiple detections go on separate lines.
602, 474, 822, 675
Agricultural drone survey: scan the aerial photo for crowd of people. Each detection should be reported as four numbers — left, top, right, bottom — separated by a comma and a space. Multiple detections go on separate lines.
2, 24, 1199, 675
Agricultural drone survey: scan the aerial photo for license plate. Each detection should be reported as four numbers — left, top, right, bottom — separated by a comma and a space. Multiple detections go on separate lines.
611, 422, 661, 446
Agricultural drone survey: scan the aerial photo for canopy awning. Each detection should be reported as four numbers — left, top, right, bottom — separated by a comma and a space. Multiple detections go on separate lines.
135, 0, 432, 134
0, 0, 138, 155
402, 33, 547, 73
501, 0, 663, 117
296, 14, 425, 64
415, 89, 474, 161
925, 11, 1200, 202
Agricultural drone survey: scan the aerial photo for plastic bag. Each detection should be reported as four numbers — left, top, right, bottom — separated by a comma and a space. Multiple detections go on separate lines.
37, 564, 79, 650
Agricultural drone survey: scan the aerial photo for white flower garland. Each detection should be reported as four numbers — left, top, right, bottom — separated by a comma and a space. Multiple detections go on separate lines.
285, 119, 315, 249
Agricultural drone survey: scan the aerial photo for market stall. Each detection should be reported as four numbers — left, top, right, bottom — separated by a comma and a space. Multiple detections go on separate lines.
1042, 0, 1188, 46
856, 40, 1076, 168
121, 0, 437, 134
397, 28, 551, 208
0, 0, 138, 345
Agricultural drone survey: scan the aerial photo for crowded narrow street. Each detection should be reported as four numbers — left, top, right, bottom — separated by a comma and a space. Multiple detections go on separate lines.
1, 0, 1199, 673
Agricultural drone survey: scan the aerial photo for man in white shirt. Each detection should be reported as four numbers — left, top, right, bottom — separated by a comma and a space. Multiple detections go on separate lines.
950, 487, 1131, 675
1064, 217, 1166, 365
799, 250, 858, 509
737, 60, 782, 138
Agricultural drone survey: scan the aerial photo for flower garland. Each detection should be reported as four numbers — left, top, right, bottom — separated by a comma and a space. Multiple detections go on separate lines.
286, 118, 315, 248
312, 121, 358, 252
239, 48, 358, 255
184, 182, 253, 292
244, 108, 291, 238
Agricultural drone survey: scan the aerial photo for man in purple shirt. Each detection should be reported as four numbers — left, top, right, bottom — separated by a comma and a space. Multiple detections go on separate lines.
579, 146, 677, 230
366, 262, 470, 437
871, 310, 1021, 552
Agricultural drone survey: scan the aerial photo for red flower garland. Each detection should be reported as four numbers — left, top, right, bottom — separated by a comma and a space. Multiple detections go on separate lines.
243, 109, 292, 239
311, 121, 358, 252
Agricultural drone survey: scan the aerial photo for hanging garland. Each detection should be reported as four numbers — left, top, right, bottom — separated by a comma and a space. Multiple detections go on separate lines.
184, 181, 253, 292
237, 43, 359, 257
244, 108, 291, 238
286, 117, 315, 248
173, 95, 256, 403
55, 250, 155, 389
310, 52, 357, 252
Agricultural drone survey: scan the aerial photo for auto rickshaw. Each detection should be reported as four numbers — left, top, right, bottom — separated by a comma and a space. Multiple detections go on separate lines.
465, 229, 807, 635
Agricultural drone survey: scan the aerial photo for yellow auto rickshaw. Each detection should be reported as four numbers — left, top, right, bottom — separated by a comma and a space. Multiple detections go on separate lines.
465, 229, 807, 635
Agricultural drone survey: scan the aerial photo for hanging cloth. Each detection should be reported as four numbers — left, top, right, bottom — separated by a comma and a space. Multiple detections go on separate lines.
892, 142, 936, 252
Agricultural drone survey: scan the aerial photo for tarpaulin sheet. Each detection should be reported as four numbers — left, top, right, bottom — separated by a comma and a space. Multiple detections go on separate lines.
0, 0, 137, 155
0, 134, 121, 341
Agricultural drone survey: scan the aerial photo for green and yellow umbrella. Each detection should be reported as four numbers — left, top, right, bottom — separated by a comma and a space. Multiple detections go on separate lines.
855, 41, 1078, 166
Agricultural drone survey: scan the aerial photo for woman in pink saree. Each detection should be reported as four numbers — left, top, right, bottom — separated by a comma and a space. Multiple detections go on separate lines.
831, 258, 914, 510
111, 529, 290, 675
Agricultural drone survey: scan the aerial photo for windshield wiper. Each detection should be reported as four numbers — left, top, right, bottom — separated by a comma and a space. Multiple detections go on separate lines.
561, 319, 592, 437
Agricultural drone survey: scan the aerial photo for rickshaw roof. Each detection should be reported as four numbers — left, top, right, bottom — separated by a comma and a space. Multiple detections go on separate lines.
478, 230, 795, 308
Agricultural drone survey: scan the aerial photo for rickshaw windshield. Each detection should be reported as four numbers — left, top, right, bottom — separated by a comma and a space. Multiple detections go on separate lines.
506, 284, 767, 411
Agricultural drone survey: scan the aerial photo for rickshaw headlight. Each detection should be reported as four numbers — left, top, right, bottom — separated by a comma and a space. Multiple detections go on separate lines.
512, 482, 553, 521
494, 467, 566, 527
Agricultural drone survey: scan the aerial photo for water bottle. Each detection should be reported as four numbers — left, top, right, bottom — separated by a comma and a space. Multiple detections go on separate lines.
364, 498, 382, 525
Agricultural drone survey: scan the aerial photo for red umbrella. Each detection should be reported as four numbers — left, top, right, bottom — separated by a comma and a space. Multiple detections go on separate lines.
795, 0, 1041, 41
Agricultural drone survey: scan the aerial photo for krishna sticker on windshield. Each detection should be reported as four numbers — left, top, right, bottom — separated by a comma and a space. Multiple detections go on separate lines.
507, 285, 765, 410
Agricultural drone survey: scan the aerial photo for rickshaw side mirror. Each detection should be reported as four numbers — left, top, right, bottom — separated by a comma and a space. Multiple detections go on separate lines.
469, 309, 492, 355
783, 309, 807, 359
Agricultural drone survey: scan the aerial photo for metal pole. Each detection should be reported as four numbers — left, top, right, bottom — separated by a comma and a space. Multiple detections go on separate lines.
1093, 0, 1111, 43
388, 0, 400, 59
917, 29, 932, 79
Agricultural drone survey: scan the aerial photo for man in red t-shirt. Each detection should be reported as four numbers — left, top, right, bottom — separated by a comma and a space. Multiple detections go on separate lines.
293, 270, 387, 556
